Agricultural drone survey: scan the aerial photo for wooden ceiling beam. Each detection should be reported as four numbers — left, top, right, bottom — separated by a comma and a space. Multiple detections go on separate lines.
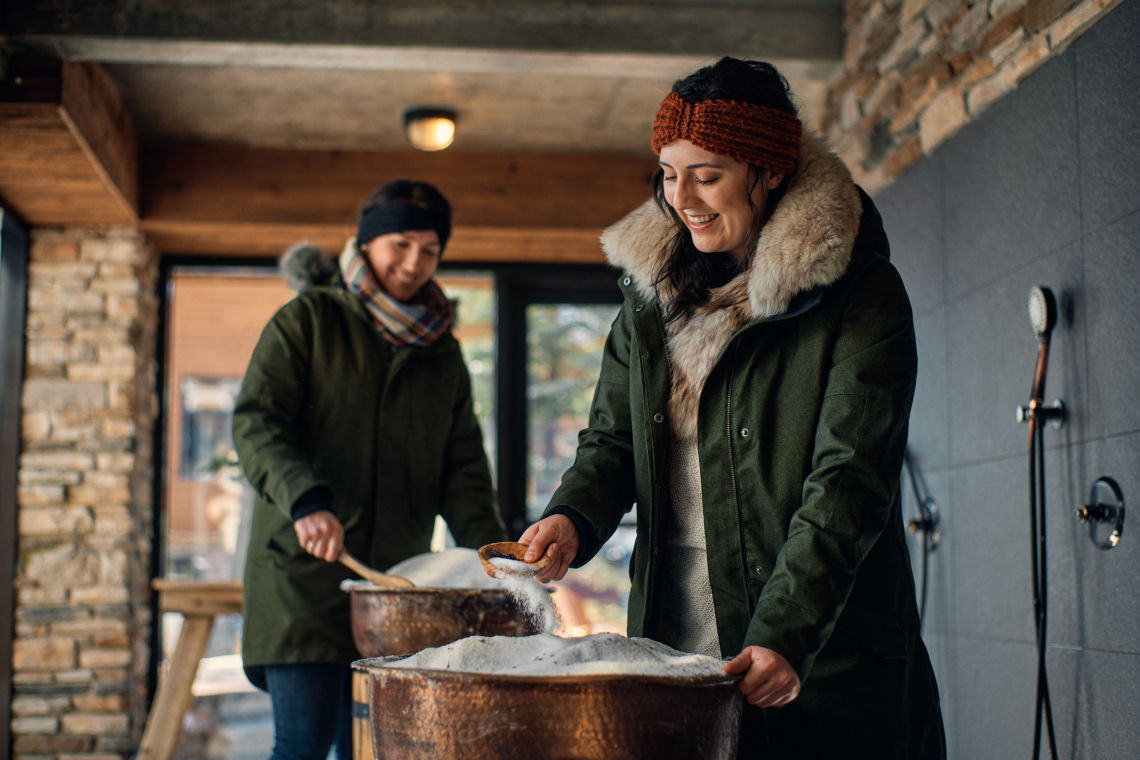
140, 220, 610, 264
0, 58, 138, 225
141, 142, 658, 261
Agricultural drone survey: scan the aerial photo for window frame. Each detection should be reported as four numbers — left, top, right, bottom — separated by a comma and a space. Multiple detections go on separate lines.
481, 263, 622, 536
0, 208, 30, 760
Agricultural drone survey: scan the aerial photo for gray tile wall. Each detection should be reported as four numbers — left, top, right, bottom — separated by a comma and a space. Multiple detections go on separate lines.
875, 1, 1140, 757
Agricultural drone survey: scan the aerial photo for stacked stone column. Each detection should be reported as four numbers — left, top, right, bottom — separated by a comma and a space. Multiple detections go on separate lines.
822, 0, 1125, 193
11, 227, 158, 759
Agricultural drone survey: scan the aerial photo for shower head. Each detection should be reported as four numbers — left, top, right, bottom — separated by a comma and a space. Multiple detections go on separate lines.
1028, 286, 1057, 341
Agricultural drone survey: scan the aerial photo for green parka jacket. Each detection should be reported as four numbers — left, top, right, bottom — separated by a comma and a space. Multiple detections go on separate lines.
234, 244, 506, 673
545, 136, 944, 757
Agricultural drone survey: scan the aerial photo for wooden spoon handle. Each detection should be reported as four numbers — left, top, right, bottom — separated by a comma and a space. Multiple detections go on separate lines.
339, 550, 415, 588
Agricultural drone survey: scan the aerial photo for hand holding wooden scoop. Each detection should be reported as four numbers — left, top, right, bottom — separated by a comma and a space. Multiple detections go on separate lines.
339, 550, 415, 588
477, 541, 552, 580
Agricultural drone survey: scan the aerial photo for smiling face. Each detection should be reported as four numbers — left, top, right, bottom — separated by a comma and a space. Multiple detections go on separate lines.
361, 229, 442, 302
658, 139, 784, 264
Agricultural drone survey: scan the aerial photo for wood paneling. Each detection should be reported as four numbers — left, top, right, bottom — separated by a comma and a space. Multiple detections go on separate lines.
0, 60, 138, 225
142, 220, 612, 263
140, 142, 656, 260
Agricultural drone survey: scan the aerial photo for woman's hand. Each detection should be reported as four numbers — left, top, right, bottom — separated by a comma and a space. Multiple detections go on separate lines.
724, 646, 802, 708
519, 514, 580, 583
294, 509, 344, 562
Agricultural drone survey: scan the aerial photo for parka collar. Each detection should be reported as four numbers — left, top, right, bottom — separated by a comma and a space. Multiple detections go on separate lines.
604, 132, 866, 441
600, 132, 863, 321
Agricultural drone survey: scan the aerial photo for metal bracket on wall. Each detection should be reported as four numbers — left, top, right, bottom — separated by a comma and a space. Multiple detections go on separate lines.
907, 500, 941, 552
1016, 398, 1066, 429
1075, 476, 1125, 549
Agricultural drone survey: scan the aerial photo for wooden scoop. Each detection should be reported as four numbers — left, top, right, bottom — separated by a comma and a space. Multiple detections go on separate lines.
339, 550, 415, 588
477, 541, 552, 579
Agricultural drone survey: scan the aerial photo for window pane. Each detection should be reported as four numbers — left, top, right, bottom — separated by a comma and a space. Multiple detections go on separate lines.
526, 302, 630, 635
525, 302, 618, 520
165, 270, 291, 583
437, 272, 496, 472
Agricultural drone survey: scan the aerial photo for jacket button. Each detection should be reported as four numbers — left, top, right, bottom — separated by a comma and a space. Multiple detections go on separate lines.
740, 427, 750, 438
755, 566, 765, 576
634, 304, 645, 312
653, 413, 664, 424
622, 276, 632, 286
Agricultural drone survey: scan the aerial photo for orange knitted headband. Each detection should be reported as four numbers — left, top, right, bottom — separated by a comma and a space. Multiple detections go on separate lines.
651, 90, 802, 175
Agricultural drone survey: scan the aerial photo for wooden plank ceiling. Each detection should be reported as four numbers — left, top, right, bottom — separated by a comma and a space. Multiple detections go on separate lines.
0, 56, 658, 263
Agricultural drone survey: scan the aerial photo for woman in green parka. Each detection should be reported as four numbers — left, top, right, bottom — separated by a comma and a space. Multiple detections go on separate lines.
521, 58, 946, 758
232, 179, 506, 760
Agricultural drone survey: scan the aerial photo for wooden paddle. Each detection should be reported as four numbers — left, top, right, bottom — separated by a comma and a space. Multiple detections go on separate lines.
339, 550, 415, 588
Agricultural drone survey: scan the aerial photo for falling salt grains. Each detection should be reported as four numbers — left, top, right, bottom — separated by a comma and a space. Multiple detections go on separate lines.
487, 557, 560, 634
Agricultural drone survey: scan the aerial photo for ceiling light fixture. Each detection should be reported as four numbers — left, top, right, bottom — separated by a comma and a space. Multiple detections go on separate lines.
403, 107, 457, 152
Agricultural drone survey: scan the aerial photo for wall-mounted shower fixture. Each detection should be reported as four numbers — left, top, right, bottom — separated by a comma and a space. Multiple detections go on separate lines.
1016, 286, 1066, 429
1076, 476, 1125, 549
1018, 285, 1063, 760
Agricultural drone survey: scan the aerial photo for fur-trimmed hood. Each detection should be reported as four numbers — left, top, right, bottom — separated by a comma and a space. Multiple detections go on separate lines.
601, 132, 863, 318
278, 241, 342, 291
600, 133, 866, 440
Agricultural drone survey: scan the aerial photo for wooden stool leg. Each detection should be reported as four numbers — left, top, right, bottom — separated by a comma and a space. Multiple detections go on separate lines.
137, 614, 215, 760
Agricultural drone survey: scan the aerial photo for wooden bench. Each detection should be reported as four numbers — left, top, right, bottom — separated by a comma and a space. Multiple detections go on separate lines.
137, 579, 243, 760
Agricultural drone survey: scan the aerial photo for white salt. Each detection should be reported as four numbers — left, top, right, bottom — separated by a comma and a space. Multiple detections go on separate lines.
336, 547, 501, 591
386, 547, 503, 588
498, 572, 559, 634
488, 556, 537, 575
479, 555, 557, 633
388, 632, 728, 679
336, 547, 559, 634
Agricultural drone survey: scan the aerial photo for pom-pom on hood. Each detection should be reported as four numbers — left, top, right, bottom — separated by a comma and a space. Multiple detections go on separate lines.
279, 241, 340, 291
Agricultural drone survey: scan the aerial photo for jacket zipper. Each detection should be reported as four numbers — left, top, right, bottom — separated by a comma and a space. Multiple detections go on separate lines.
723, 337, 754, 613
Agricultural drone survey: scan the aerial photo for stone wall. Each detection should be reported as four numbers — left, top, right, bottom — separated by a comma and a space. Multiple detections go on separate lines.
822, 0, 1126, 193
11, 228, 158, 759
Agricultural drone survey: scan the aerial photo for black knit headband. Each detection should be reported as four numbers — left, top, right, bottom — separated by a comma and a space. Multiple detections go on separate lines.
357, 203, 451, 252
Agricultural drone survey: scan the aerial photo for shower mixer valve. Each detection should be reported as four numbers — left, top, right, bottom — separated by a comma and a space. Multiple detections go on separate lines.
1076, 476, 1125, 549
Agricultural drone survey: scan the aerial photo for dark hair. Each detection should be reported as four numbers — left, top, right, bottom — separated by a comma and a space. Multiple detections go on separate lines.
653, 58, 798, 321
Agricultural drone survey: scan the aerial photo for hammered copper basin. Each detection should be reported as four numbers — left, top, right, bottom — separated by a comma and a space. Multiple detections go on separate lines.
357, 656, 742, 760
349, 587, 538, 657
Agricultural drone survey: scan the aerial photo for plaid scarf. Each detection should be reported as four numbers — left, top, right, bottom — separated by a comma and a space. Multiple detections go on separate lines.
339, 241, 454, 347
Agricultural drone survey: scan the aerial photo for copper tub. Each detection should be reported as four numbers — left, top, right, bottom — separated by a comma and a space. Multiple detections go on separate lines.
348, 587, 539, 657
356, 654, 742, 759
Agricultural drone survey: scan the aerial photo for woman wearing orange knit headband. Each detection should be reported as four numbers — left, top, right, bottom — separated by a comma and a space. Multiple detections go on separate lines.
521, 57, 945, 757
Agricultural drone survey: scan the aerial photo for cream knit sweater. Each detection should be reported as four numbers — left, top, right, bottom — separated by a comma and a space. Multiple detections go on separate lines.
655, 436, 720, 658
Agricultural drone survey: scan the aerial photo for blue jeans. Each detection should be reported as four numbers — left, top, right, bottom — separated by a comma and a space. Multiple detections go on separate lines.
264, 663, 352, 760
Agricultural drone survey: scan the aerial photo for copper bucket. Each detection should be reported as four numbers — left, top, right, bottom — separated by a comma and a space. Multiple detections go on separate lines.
348, 587, 539, 657
357, 655, 742, 760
